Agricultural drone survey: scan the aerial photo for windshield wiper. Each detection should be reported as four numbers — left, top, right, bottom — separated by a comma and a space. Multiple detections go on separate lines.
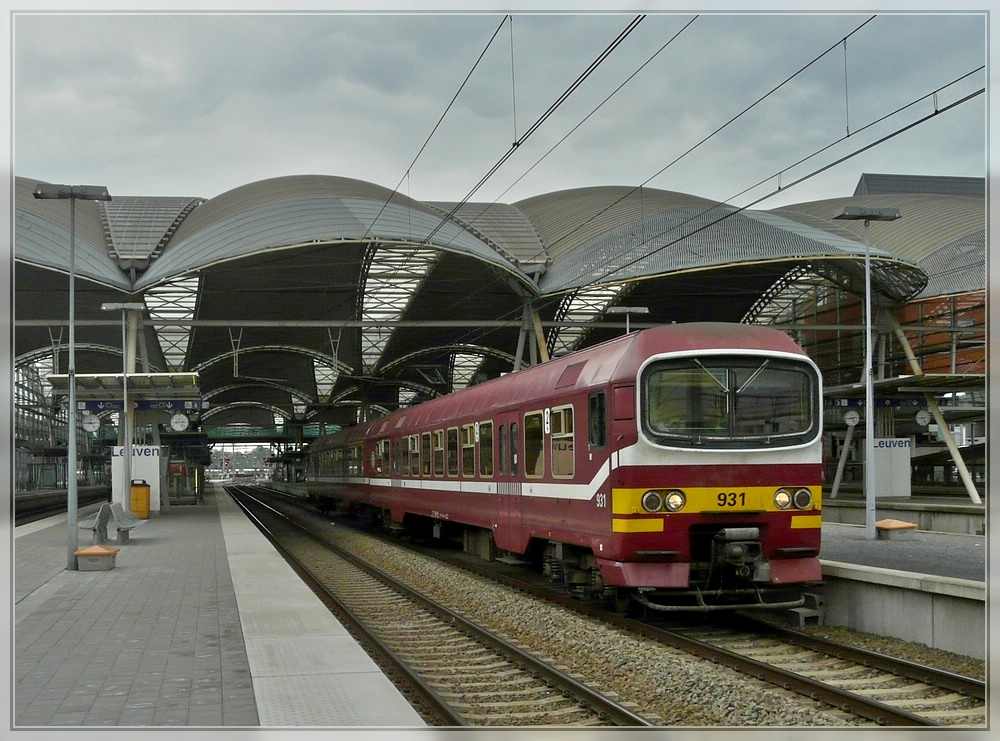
736, 360, 770, 395
692, 358, 728, 393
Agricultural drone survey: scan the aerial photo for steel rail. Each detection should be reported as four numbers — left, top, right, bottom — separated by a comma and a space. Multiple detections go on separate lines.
734, 614, 985, 701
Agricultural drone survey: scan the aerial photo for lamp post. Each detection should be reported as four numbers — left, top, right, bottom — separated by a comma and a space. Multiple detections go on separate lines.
834, 206, 901, 540
605, 305, 650, 334
101, 302, 145, 513
33, 183, 112, 570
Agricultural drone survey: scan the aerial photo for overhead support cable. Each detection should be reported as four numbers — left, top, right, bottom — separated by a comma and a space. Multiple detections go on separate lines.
421, 14, 647, 250
536, 16, 877, 261
565, 79, 983, 293
361, 15, 511, 245
508, 15, 518, 146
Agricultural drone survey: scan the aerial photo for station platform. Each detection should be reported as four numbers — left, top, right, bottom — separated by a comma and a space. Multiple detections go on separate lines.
10, 486, 425, 731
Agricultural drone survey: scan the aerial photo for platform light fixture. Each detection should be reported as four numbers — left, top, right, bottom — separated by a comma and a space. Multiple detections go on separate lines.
33, 183, 112, 570
833, 205, 901, 540
101, 302, 146, 514
605, 305, 649, 334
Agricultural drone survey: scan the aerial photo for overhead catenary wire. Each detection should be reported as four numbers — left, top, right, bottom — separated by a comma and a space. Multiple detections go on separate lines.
424, 13, 874, 285
418, 14, 647, 250
442, 69, 983, 354
346, 14, 979, 374
359, 15, 512, 245
568, 81, 985, 293
432, 15, 887, 341
354, 14, 644, 337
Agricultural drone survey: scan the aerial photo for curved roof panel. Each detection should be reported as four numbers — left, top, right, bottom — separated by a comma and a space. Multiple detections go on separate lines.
515, 185, 719, 261
772, 193, 983, 298
538, 201, 926, 300
918, 231, 985, 297
136, 175, 532, 290
771, 194, 983, 265
14, 179, 132, 291
425, 201, 547, 266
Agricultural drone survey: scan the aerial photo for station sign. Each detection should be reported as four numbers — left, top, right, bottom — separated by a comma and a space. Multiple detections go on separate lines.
827, 398, 923, 408
78, 400, 208, 412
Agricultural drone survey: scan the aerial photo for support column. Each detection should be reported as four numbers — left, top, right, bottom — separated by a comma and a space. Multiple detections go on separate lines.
888, 315, 982, 505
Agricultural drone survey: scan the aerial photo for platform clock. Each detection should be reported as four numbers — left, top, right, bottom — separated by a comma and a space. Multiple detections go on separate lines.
170, 412, 190, 432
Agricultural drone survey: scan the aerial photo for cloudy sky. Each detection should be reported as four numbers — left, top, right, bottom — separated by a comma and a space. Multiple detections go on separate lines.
6, 2, 989, 211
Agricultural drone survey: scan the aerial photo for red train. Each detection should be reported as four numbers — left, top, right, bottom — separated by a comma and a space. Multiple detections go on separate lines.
276, 322, 824, 612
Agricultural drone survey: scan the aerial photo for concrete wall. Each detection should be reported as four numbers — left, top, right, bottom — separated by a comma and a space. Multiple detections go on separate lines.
819, 561, 985, 660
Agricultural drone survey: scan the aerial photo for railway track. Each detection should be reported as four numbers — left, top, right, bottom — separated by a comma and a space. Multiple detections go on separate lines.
237, 485, 985, 728
227, 486, 655, 727
665, 617, 986, 726
433, 544, 986, 727
441, 546, 986, 727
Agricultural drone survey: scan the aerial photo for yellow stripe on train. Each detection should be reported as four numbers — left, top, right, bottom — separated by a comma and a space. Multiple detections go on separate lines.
612, 518, 665, 533
611, 486, 822, 515
790, 515, 822, 529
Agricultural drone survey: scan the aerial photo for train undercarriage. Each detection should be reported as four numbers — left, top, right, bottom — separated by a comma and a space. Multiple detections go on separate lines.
317, 496, 810, 615
536, 534, 808, 614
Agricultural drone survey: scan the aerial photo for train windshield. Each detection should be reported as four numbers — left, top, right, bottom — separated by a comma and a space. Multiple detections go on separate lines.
641, 356, 819, 448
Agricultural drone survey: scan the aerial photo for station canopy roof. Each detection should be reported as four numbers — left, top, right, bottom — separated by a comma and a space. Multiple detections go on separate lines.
13, 173, 982, 434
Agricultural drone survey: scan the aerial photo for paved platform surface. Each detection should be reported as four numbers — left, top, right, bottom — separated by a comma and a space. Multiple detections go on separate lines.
10, 486, 424, 732
819, 522, 986, 582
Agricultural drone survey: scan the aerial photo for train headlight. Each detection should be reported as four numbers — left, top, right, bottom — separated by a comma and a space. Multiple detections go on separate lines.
793, 488, 813, 509
641, 490, 663, 513
773, 488, 792, 509
664, 490, 686, 512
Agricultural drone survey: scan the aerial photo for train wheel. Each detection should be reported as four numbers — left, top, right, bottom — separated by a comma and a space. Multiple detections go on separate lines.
612, 587, 638, 617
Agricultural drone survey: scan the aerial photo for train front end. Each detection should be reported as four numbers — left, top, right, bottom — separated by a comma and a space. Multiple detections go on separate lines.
601, 338, 823, 612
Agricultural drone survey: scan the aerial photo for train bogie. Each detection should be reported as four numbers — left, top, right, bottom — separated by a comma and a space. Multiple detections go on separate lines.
297, 323, 824, 612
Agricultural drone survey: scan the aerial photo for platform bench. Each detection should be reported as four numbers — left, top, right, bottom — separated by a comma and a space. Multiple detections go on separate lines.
78, 503, 112, 545
109, 502, 146, 544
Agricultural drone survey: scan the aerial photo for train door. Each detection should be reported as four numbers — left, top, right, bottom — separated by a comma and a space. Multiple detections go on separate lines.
388, 437, 403, 519
496, 412, 523, 552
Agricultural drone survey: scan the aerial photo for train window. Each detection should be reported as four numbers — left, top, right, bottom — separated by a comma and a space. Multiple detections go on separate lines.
588, 392, 607, 449
375, 439, 389, 474
461, 424, 475, 476
524, 411, 544, 478
498, 425, 508, 475
511, 422, 519, 476
348, 445, 361, 476
421, 433, 431, 476
410, 435, 420, 476
551, 406, 574, 478
433, 430, 445, 476
642, 357, 818, 448
392, 440, 401, 475
447, 427, 459, 476
479, 421, 494, 477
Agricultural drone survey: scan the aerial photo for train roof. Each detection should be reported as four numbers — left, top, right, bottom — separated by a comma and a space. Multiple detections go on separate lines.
321, 322, 810, 444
